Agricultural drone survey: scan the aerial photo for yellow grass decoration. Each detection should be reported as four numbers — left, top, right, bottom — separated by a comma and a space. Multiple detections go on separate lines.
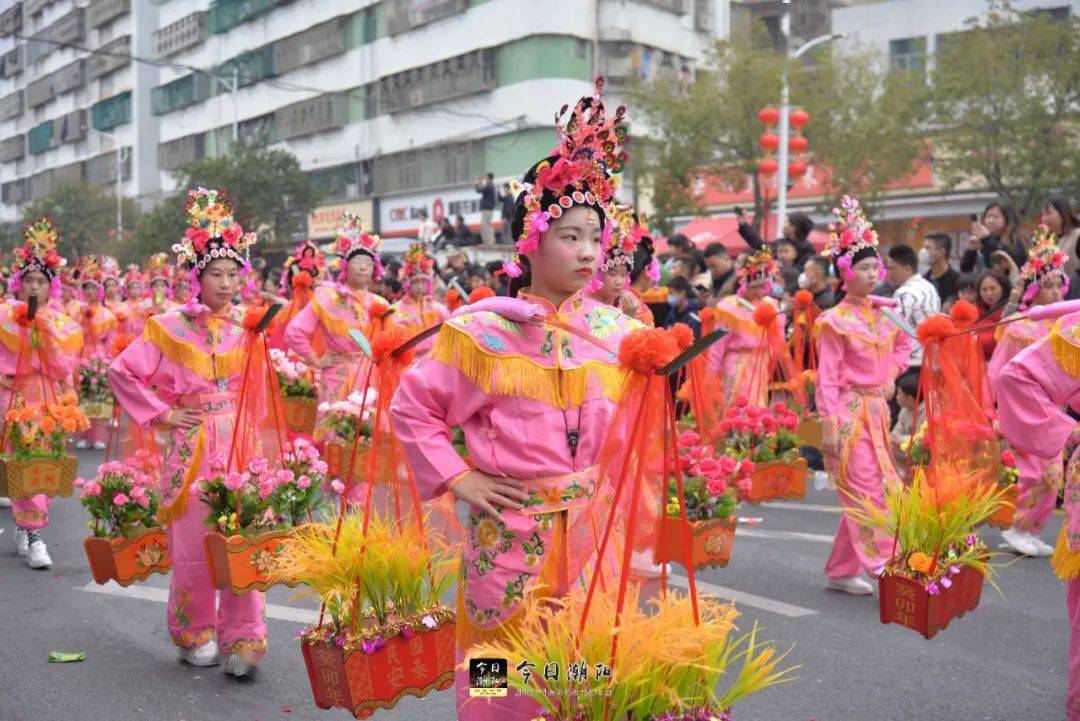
843, 467, 1005, 577
469, 585, 797, 720
269, 510, 456, 632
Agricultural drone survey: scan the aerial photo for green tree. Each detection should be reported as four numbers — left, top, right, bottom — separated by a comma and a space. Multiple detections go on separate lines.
20, 180, 139, 259
632, 36, 926, 231
930, 3, 1080, 217
131, 145, 323, 261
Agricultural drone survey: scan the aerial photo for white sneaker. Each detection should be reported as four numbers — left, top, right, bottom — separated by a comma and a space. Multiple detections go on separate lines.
75, 439, 89, 450
14, 528, 28, 556
26, 538, 51, 569
630, 549, 670, 579
223, 654, 256, 678
179, 640, 220, 667
1030, 534, 1055, 557
92, 441, 106, 451
1002, 527, 1040, 556
0, 496, 11, 508
826, 575, 875, 596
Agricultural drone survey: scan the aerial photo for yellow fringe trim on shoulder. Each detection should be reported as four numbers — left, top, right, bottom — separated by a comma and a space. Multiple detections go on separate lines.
1050, 319, 1080, 379
143, 317, 245, 382
1052, 525, 1080, 581
157, 427, 205, 525
51, 327, 83, 356
429, 324, 625, 409
311, 296, 361, 338
0, 324, 22, 354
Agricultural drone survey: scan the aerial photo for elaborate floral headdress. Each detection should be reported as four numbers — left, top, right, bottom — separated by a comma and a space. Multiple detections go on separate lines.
333, 212, 383, 282
737, 249, 778, 285
1020, 225, 1069, 306
76, 255, 119, 286
401, 243, 436, 294
172, 187, 254, 272
504, 77, 628, 278
146, 252, 173, 285
825, 195, 883, 284
122, 263, 144, 288
281, 240, 326, 295
13, 217, 65, 280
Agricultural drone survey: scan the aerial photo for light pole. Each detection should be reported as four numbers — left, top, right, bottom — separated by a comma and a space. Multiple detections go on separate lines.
89, 127, 128, 243
776, 0, 843, 235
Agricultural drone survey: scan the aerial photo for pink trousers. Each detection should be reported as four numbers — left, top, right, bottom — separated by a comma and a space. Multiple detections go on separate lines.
1068, 579, 1080, 721
12, 494, 49, 530
166, 489, 267, 661
825, 427, 892, 579
1014, 451, 1062, 534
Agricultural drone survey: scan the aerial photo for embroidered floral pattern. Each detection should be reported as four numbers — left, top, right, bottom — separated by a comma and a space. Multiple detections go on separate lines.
521, 533, 546, 567
502, 572, 530, 607
464, 596, 500, 625
228, 638, 268, 662
467, 512, 515, 578
584, 307, 620, 339
479, 332, 505, 352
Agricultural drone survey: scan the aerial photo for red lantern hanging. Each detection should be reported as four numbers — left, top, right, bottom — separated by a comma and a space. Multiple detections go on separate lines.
788, 135, 809, 153
758, 107, 780, 128
788, 160, 808, 179
758, 133, 780, 151
790, 109, 810, 130
758, 158, 779, 177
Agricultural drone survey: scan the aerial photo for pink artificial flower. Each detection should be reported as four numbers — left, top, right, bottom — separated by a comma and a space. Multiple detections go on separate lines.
735, 396, 749, 408
311, 459, 328, 474
248, 457, 270, 475
221, 223, 242, 244
940, 576, 952, 589
331, 479, 346, 495
706, 478, 728, 497
677, 430, 701, 448
925, 582, 940, 596
696, 457, 719, 477
112, 493, 130, 506
258, 480, 276, 499
277, 468, 295, 485
74, 477, 85, 488
296, 475, 312, 489
83, 480, 102, 496
1001, 450, 1016, 467
738, 460, 756, 476
222, 471, 247, 491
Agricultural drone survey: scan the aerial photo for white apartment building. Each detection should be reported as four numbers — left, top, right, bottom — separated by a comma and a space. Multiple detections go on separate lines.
1, 0, 729, 244
0, 0, 159, 228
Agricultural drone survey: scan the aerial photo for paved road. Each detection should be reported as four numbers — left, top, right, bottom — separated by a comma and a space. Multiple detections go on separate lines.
0, 451, 1068, 721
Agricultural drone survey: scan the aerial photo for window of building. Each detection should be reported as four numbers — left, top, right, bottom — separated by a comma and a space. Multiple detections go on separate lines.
889, 37, 927, 74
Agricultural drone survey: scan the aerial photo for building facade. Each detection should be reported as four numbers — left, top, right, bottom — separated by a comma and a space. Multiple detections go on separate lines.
1, 0, 728, 244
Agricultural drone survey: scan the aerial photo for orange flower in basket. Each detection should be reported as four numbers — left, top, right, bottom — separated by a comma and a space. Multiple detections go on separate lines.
618, 328, 679, 374
794, 289, 814, 309
949, 300, 978, 325
58, 391, 78, 406
916, 315, 955, 345
753, 302, 778, 328
907, 551, 934, 575
669, 323, 694, 351
39, 416, 57, 434
371, 325, 414, 365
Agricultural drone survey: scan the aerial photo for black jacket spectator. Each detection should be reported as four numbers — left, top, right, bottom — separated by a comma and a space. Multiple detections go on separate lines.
475, 178, 496, 211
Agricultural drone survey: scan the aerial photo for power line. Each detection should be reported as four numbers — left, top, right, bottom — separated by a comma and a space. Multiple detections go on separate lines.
0, 29, 524, 130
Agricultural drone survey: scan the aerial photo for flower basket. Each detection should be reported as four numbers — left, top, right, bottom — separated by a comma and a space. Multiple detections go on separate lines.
83, 527, 170, 587
283, 397, 317, 435
325, 440, 395, 486
0, 455, 78, 499
79, 400, 114, 421
794, 417, 822, 448
737, 458, 808, 504
878, 566, 985, 639
204, 529, 295, 594
655, 515, 736, 571
982, 484, 1017, 530
300, 619, 456, 719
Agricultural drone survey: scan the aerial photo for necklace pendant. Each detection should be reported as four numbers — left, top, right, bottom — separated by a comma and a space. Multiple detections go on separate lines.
566, 430, 580, 458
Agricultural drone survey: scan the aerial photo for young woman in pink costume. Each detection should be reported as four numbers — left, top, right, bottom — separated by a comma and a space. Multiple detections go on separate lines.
815, 196, 914, 596
391, 79, 638, 721
586, 204, 656, 327
707, 248, 791, 409
268, 241, 325, 351
0, 218, 83, 568
996, 299, 1080, 721
71, 256, 119, 450
110, 188, 268, 678
284, 213, 388, 406
988, 227, 1068, 556
389, 244, 449, 358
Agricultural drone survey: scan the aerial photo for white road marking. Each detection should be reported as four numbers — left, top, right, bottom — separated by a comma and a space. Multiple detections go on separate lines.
737, 528, 835, 544
667, 572, 818, 617
77, 580, 320, 624
764, 501, 842, 513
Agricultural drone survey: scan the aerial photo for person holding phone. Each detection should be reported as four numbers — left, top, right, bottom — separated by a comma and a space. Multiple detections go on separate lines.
960, 201, 1028, 274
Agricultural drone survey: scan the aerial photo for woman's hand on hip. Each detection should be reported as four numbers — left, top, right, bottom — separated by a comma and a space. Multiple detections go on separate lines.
452, 470, 530, 517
